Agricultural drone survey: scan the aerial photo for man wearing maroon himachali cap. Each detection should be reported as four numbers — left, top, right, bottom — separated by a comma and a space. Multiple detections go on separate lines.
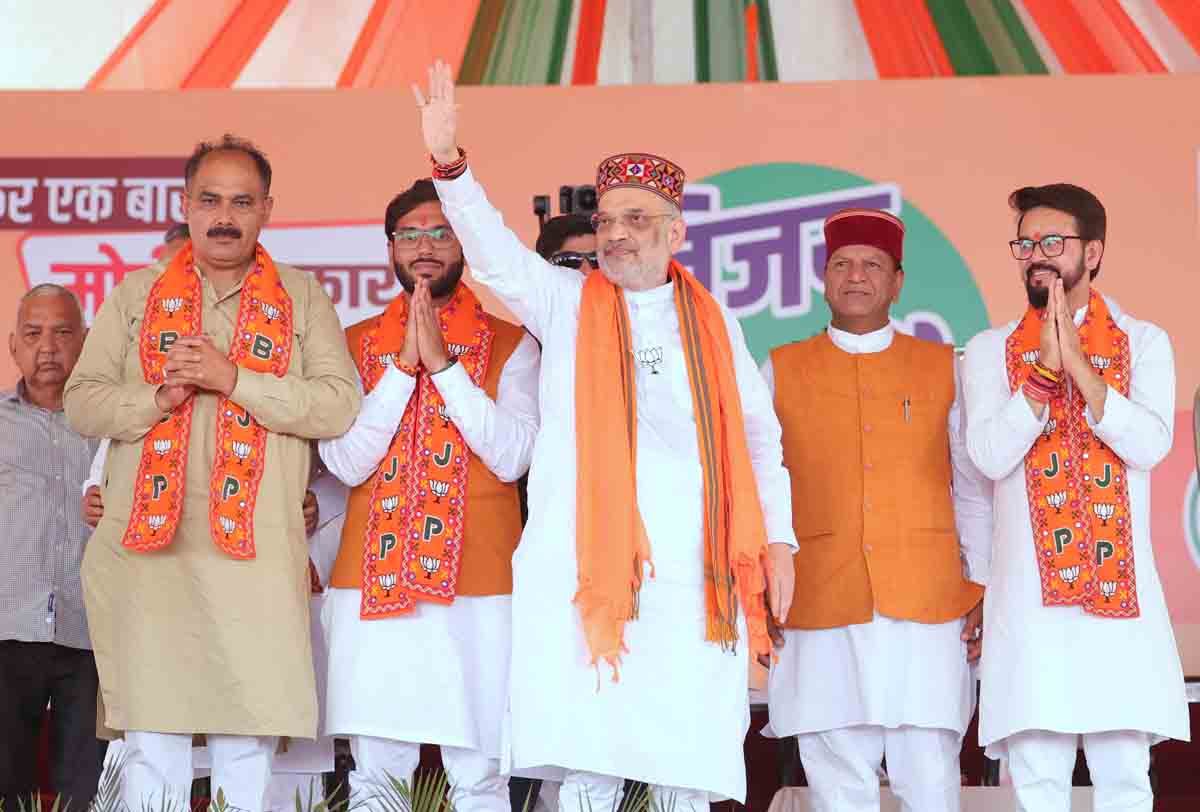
761, 208, 992, 811
411, 61, 798, 808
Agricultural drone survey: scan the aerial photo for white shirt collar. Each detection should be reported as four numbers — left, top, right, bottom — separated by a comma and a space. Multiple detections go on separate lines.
623, 279, 675, 307
826, 321, 895, 355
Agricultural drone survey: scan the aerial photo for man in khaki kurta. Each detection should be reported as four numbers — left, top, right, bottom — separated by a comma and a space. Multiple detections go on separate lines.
64, 136, 360, 812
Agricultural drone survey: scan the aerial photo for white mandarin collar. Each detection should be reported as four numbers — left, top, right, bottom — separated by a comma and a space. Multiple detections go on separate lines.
624, 280, 675, 308
827, 322, 895, 355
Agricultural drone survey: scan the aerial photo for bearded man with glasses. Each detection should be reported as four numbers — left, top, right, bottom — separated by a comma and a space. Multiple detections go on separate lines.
962, 183, 1190, 811
317, 178, 540, 812
410, 61, 797, 810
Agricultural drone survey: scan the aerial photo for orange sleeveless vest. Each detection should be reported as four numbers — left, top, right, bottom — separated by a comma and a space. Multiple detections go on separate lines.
329, 314, 526, 596
772, 332, 982, 629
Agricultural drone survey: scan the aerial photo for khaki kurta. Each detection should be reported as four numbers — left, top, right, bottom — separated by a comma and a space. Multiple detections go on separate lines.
64, 257, 360, 738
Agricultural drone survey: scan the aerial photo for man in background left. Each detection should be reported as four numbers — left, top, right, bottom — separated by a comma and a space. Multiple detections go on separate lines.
1, 284, 105, 810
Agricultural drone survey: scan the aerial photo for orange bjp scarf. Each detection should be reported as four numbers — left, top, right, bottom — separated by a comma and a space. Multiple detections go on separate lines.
122, 241, 293, 559
574, 259, 773, 676
1005, 290, 1138, 617
355, 284, 495, 620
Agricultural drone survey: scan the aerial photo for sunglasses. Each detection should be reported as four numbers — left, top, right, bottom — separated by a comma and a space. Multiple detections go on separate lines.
548, 251, 597, 270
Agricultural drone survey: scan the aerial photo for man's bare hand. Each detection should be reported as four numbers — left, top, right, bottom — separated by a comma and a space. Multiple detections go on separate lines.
397, 298, 421, 370
164, 336, 238, 396
155, 383, 195, 413
413, 280, 450, 372
82, 485, 104, 528
766, 542, 795, 625
961, 598, 984, 663
303, 489, 319, 535
412, 60, 460, 165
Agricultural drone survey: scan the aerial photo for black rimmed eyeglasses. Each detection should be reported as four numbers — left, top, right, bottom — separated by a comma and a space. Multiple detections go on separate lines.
1009, 234, 1083, 260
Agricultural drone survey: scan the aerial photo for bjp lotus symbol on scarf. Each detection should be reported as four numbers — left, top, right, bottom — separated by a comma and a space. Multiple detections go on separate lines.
419, 555, 442, 579
153, 438, 172, 457
160, 297, 183, 317
1090, 354, 1111, 375
1046, 491, 1067, 513
429, 480, 450, 502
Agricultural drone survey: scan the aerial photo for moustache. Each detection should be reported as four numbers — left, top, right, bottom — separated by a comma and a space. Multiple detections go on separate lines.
1026, 262, 1059, 278
206, 226, 243, 239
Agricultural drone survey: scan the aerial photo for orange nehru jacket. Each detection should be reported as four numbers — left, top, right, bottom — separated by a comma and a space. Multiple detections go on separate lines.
772, 332, 983, 630
329, 314, 526, 595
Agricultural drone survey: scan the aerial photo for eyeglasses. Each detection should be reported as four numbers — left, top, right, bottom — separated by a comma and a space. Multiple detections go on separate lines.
391, 226, 457, 245
1009, 234, 1083, 260
590, 212, 674, 232
548, 251, 597, 270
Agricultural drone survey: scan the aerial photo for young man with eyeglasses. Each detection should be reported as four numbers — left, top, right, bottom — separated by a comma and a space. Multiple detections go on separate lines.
412, 61, 796, 810
317, 178, 540, 812
962, 184, 1190, 811
535, 213, 597, 272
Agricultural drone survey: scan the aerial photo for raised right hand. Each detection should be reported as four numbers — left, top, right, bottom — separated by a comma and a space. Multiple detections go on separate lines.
82, 485, 104, 528
411, 60, 460, 164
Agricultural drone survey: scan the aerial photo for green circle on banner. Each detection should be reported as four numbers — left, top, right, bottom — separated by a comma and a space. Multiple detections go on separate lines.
689, 163, 990, 362
1186, 473, 1200, 569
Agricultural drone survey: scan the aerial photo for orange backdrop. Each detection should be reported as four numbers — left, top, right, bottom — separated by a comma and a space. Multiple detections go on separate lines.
2, 76, 1198, 669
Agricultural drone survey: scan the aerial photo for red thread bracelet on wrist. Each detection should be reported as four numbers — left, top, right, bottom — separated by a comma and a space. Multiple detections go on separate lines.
430, 147, 467, 180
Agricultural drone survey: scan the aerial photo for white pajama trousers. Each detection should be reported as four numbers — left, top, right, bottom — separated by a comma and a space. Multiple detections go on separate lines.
350, 736, 508, 812
795, 724, 962, 812
1005, 730, 1152, 811
557, 771, 709, 812
121, 731, 277, 812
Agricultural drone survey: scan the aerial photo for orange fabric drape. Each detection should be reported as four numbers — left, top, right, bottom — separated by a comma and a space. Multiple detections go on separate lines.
338, 0, 480, 88
571, 0, 608, 85
853, 0, 953, 78
1155, 0, 1200, 58
1021, 0, 1118, 73
744, 3, 761, 82
182, 0, 290, 88
88, 0, 243, 89
1073, 0, 1166, 73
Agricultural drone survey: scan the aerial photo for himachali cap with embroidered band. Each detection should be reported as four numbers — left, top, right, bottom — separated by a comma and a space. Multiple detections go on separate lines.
824, 208, 905, 265
595, 153, 686, 208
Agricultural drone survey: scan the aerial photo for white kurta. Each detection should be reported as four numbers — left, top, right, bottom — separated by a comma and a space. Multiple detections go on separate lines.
434, 168, 797, 803
961, 296, 1190, 758
762, 323, 992, 739
318, 331, 540, 757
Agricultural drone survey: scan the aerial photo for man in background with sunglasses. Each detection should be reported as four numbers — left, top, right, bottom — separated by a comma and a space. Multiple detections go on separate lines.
536, 213, 597, 274
962, 184, 1190, 811
318, 178, 540, 812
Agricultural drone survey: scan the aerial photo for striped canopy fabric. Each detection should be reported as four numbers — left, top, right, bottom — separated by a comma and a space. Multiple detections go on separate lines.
54, 0, 1200, 90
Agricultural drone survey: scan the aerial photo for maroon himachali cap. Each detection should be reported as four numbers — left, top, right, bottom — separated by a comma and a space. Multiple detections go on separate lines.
824, 208, 905, 265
